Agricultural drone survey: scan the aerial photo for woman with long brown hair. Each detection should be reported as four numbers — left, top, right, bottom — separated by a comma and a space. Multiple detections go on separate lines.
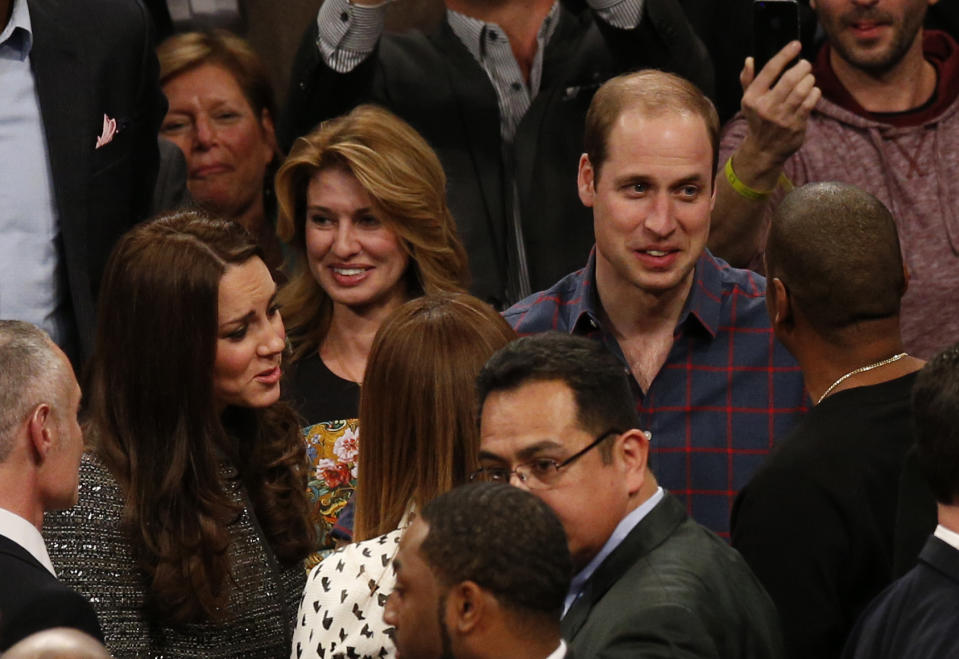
275, 104, 469, 558
291, 293, 515, 658
45, 212, 313, 656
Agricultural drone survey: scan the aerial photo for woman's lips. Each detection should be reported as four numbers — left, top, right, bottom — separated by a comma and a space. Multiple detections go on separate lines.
329, 264, 372, 286
255, 365, 281, 385
191, 163, 230, 178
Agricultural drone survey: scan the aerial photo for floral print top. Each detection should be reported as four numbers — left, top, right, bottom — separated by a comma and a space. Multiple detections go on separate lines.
303, 419, 359, 571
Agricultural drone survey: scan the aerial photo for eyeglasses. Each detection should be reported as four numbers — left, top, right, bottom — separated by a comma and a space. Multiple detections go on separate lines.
468, 429, 623, 489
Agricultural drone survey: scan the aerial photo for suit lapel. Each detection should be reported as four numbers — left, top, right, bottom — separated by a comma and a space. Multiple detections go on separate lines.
0, 534, 52, 577
427, 23, 507, 261
561, 494, 687, 640
920, 535, 959, 584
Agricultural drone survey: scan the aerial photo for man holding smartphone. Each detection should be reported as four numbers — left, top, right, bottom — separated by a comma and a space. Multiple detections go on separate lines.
711, 0, 958, 362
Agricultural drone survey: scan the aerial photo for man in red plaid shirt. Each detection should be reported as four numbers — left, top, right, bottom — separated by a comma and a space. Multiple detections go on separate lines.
504, 69, 808, 537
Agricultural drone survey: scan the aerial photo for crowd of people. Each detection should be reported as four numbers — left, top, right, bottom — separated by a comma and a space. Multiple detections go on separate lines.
2, 0, 959, 657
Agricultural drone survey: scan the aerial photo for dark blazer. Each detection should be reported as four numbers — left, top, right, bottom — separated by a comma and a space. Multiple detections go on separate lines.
281, 2, 714, 307
843, 535, 959, 659
27, 0, 163, 366
0, 535, 103, 650
561, 493, 784, 659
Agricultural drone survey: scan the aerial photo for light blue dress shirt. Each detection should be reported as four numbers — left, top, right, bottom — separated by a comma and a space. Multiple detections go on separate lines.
0, 0, 67, 344
563, 486, 665, 616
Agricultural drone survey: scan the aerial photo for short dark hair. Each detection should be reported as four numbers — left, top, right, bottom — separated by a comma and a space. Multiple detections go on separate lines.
419, 483, 571, 624
583, 70, 719, 182
765, 182, 905, 342
913, 344, 959, 505
476, 332, 640, 457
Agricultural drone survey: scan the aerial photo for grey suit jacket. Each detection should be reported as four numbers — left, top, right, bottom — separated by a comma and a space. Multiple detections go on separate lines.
562, 493, 785, 659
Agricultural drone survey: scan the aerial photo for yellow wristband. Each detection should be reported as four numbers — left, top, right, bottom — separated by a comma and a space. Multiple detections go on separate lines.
778, 171, 795, 193
724, 156, 775, 201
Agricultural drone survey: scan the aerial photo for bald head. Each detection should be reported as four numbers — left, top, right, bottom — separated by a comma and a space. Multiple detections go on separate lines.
4, 628, 111, 659
765, 182, 905, 342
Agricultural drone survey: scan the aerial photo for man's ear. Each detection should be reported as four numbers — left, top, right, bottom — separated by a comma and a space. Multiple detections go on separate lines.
447, 581, 486, 635
26, 403, 54, 463
577, 153, 596, 208
769, 277, 792, 329
618, 429, 650, 495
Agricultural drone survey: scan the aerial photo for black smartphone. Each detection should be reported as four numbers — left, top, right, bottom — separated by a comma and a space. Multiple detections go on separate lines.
753, 0, 801, 75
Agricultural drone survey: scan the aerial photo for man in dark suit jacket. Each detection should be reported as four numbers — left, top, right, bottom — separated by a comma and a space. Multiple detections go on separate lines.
843, 345, 959, 659
280, 0, 713, 307
0, 321, 102, 650
475, 333, 784, 658
0, 0, 163, 368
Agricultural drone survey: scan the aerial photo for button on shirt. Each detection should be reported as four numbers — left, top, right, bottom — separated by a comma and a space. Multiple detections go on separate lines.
504, 250, 809, 538
0, 0, 65, 344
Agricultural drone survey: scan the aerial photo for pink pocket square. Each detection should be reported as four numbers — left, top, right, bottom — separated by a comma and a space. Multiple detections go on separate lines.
95, 114, 117, 149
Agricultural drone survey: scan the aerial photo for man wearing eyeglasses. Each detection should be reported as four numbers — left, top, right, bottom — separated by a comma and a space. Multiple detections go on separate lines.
475, 332, 785, 658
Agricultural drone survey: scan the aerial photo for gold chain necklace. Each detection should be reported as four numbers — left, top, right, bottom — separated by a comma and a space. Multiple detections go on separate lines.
817, 352, 908, 405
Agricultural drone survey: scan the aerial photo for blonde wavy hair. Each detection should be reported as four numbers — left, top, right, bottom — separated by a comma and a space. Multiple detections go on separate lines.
275, 105, 470, 360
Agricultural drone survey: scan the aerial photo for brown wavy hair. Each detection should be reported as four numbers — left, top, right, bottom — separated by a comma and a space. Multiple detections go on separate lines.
85, 211, 313, 623
274, 104, 469, 360
353, 294, 515, 540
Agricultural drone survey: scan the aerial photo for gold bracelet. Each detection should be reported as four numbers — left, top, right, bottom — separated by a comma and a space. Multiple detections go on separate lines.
724, 156, 775, 201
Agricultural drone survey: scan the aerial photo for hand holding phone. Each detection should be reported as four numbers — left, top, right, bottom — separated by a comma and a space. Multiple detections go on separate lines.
753, 0, 800, 76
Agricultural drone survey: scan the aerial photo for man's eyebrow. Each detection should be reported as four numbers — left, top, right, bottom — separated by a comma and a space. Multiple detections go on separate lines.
478, 440, 565, 463
673, 173, 708, 186
516, 440, 564, 461
393, 557, 403, 572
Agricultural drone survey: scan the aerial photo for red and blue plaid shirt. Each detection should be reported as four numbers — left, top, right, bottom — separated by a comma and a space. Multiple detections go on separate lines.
504, 249, 809, 538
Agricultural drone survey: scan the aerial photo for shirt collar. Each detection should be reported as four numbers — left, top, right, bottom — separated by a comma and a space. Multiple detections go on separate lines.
574, 249, 726, 339
0, 506, 56, 576
565, 249, 604, 334
544, 640, 568, 659
935, 524, 959, 552
563, 486, 664, 615
681, 250, 726, 339
446, 2, 560, 65
0, 0, 33, 61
